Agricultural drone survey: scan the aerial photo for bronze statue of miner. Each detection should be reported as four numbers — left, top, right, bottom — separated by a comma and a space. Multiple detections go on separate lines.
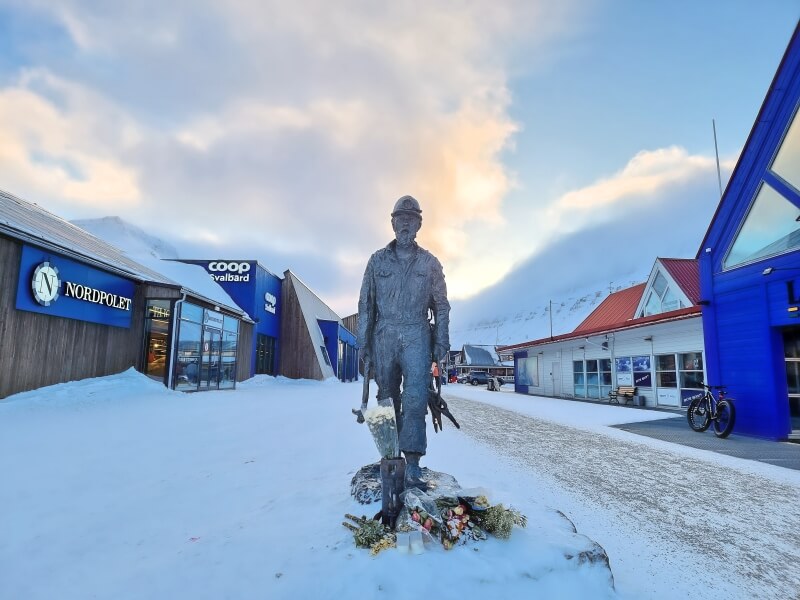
357, 195, 450, 488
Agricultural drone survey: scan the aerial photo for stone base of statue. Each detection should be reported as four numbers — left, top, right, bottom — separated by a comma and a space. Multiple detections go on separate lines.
350, 462, 462, 505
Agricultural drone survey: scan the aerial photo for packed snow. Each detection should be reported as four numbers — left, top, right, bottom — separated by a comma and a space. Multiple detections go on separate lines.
1, 371, 614, 600
4, 371, 800, 599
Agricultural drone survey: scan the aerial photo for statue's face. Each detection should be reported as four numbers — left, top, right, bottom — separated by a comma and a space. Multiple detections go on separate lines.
392, 214, 421, 246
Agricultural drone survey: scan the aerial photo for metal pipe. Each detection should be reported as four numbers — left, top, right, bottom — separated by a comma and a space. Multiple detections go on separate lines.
166, 291, 187, 390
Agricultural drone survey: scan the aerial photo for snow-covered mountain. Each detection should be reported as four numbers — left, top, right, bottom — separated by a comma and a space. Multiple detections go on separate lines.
70, 216, 179, 260
72, 214, 700, 351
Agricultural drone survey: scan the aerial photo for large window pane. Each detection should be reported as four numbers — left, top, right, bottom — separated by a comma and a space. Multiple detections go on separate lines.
661, 287, 680, 312
681, 352, 703, 371
771, 106, 800, 193
680, 371, 704, 389
219, 331, 237, 389
223, 315, 239, 333
724, 183, 800, 268
652, 272, 668, 297
657, 354, 676, 371
181, 302, 203, 323
144, 300, 171, 384
643, 291, 660, 316
657, 372, 677, 387
175, 321, 201, 391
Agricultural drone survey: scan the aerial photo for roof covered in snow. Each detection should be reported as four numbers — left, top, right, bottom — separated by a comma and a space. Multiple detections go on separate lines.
0, 189, 245, 317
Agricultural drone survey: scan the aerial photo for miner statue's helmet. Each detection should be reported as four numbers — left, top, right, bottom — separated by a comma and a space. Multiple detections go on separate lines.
391, 195, 423, 219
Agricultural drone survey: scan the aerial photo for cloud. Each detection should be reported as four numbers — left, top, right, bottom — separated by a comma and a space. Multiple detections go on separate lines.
0, 70, 142, 208
0, 0, 587, 315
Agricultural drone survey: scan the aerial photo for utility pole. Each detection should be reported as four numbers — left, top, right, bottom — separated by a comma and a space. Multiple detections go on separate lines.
549, 300, 553, 340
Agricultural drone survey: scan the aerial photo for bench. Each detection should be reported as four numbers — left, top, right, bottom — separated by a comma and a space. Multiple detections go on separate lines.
609, 386, 637, 405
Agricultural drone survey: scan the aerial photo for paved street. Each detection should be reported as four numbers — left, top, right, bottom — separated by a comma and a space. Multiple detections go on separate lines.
442, 390, 800, 599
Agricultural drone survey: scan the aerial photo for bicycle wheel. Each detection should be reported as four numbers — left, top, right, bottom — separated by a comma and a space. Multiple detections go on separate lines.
687, 397, 711, 432
713, 399, 736, 438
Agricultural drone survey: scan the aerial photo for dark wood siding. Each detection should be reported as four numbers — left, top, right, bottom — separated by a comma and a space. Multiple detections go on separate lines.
279, 272, 323, 380
236, 320, 254, 382
342, 313, 358, 338
0, 235, 146, 399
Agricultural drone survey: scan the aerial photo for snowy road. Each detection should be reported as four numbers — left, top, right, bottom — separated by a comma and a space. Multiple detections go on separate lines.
442, 389, 800, 600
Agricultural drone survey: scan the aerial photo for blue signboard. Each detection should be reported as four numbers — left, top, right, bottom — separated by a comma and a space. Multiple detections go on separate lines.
16, 244, 136, 328
680, 388, 703, 408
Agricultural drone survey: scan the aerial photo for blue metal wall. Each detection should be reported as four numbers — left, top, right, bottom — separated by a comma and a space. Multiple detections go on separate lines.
699, 25, 800, 439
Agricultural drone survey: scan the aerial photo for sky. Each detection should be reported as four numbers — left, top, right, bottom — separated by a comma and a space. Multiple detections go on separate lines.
2, 370, 799, 599
0, 1, 798, 315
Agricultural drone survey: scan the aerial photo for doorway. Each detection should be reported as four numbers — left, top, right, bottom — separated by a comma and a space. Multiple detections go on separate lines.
552, 362, 561, 397
783, 327, 800, 437
201, 328, 221, 389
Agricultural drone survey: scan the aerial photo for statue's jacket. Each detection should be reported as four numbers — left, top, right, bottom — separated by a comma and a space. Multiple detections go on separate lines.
357, 240, 450, 359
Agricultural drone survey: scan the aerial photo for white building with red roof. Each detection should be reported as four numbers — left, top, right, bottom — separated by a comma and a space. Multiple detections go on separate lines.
499, 258, 706, 408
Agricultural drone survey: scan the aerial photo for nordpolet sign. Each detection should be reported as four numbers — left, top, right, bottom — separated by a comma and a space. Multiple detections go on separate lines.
17, 244, 136, 328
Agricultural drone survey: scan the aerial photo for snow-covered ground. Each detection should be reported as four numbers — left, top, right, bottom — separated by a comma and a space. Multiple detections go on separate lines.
3, 372, 799, 599
1, 371, 614, 600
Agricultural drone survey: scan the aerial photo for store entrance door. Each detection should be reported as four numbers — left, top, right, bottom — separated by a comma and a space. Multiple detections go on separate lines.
783, 327, 800, 438
201, 329, 221, 389
551, 362, 561, 396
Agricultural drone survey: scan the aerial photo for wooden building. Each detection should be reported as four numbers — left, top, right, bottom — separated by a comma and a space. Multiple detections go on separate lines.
0, 189, 251, 399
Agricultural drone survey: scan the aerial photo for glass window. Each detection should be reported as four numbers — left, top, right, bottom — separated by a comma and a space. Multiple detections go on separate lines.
681, 352, 703, 371
652, 272, 668, 297
656, 354, 677, 388
175, 321, 201, 391
219, 331, 237, 389
657, 354, 676, 371
661, 287, 680, 312
256, 334, 277, 375
679, 352, 704, 391
586, 360, 598, 373
144, 299, 171, 384
223, 315, 239, 333
680, 371, 704, 389
771, 106, 800, 192
181, 302, 203, 323
573, 360, 585, 398
724, 183, 800, 268
643, 291, 661, 317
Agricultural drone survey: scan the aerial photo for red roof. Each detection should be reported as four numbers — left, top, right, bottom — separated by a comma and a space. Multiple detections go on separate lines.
573, 283, 645, 332
659, 258, 700, 304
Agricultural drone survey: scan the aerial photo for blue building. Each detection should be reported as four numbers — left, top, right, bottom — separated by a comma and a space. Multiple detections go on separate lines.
177, 261, 358, 382
177, 260, 282, 377
699, 23, 800, 440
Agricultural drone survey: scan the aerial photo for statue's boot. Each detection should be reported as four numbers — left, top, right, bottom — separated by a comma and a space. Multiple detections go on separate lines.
404, 452, 427, 490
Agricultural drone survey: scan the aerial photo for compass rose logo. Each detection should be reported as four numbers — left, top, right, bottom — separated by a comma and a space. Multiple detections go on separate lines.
31, 262, 61, 306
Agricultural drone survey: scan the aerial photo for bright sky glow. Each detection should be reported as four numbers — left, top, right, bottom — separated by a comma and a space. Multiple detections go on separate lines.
0, 2, 797, 314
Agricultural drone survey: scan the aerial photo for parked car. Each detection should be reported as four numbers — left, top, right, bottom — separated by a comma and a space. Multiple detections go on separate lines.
467, 371, 504, 386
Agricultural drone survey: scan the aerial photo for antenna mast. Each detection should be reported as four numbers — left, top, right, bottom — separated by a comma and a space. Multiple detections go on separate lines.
713, 119, 723, 198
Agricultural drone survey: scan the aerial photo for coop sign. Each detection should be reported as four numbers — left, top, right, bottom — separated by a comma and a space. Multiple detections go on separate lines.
17, 244, 135, 328
207, 261, 251, 282
265, 291, 277, 314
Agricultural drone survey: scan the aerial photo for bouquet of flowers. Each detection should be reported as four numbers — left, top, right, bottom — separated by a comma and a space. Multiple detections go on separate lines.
364, 404, 399, 459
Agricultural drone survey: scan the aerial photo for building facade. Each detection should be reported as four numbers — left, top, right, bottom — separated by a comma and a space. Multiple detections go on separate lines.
699, 23, 800, 440
505, 258, 706, 408
0, 190, 251, 399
